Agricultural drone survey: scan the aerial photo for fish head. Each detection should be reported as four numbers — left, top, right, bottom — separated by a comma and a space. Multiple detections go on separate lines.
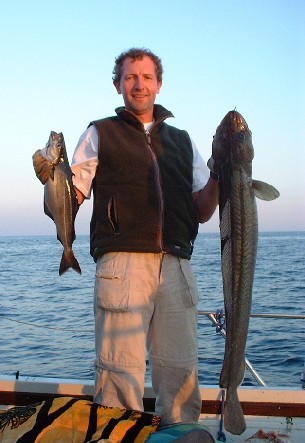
45, 131, 64, 164
212, 111, 254, 173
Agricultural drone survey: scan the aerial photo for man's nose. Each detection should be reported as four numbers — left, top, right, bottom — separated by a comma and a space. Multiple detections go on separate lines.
134, 76, 144, 90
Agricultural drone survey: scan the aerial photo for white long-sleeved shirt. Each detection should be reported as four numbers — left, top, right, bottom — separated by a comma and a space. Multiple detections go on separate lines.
71, 125, 209, 199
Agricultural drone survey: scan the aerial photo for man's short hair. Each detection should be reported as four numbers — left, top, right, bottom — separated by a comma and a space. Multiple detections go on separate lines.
112, 48, 163, 83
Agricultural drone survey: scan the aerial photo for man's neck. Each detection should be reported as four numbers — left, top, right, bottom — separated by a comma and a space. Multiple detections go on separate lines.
125, 108, 154, 124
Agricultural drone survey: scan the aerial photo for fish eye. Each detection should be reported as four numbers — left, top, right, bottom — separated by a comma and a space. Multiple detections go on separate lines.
238, 132, 246, 140
218, 132, 226, 141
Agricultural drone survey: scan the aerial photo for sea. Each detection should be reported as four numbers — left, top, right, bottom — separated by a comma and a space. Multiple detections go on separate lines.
0, 232, 304, 388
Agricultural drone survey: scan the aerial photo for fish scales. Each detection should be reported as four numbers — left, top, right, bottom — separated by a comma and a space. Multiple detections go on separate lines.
209, 111, 279, 435
220, 167, 257, 433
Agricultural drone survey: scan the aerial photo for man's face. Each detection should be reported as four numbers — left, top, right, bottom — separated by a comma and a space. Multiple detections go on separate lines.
114, 56, 162, 123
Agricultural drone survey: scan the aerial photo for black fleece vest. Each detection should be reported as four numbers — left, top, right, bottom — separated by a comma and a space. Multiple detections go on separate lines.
90, 105, 199, 261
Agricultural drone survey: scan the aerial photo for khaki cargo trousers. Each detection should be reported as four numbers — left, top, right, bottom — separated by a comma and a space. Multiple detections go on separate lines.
94, 252, 201, 425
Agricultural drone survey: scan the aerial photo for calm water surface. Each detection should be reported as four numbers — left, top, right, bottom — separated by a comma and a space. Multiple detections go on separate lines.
0, 232, 304, 387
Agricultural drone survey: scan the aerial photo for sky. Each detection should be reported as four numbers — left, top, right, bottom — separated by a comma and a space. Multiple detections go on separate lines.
0, 0, 304, 236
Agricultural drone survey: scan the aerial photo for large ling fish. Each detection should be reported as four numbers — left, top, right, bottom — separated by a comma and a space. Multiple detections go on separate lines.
208, 111, 279, 435
34, 131, 81, 276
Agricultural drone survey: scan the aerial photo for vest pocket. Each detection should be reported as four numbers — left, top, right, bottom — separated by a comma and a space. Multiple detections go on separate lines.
95, 253, 130, 311
107, 195, 120, 235
179, 258, 199, 307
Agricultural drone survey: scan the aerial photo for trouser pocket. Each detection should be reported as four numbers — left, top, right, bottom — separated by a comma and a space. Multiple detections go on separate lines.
95, 252, 130, 311
179, 258, 199, 307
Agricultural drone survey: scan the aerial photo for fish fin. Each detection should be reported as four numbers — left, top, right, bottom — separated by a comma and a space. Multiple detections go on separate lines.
207, 156, 215, 171
252, 180, 280, 201
224, 387, 246, 435
59, 249, 81, 276
219, 361, 229, 389
49, 164, 56, 181
220, 360, 245, 390
32, 150, 55, 184
44, 202, 54, 221
219, 376, 227, 389
238, 361, 246, 386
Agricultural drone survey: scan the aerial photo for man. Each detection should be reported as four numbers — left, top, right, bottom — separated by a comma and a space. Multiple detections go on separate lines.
35, 48, 218, 428
72, 48, 218, 426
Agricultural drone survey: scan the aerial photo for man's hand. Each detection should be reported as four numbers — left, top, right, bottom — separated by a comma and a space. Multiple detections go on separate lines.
32, 150, 53, 184
74, 187, 85, 205
207, 156, 219, 180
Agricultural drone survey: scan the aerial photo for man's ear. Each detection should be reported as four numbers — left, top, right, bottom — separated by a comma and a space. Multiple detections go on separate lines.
113, 80, 121, 94
156, 80, 162, 94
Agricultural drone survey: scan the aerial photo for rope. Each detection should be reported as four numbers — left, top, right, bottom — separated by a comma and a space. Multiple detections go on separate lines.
0, 313, 92, 334
1, 310, 304, 335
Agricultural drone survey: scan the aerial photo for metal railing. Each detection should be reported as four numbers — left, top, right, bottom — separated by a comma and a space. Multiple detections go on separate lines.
198, 311, 305, 387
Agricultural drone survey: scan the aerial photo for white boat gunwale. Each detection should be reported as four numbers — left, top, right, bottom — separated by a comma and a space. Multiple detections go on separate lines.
1, 376, 305, 443
1, 375, 304, 418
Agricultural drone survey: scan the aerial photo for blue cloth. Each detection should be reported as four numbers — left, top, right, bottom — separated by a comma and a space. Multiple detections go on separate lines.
147, 423, 213, 442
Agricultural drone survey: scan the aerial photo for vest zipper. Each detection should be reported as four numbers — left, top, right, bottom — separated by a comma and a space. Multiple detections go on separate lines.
145, 130, 164, 252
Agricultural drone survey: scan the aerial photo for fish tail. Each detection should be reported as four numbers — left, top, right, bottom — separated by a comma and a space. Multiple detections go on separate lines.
224, 387, 246, 435
59, 249, 81, 276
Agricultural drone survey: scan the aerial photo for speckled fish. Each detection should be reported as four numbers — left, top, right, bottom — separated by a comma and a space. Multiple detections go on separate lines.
42, 131, 81, 276
208, 111, 279, 435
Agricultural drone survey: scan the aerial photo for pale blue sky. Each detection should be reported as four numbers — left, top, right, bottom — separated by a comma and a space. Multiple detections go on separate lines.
0, 0, 304, 236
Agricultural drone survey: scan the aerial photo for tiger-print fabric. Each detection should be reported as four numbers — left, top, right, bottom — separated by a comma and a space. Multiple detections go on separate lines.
0, 397, 161, 442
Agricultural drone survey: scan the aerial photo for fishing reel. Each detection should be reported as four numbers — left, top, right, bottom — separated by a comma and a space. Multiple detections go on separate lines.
215, 308, 226, 333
